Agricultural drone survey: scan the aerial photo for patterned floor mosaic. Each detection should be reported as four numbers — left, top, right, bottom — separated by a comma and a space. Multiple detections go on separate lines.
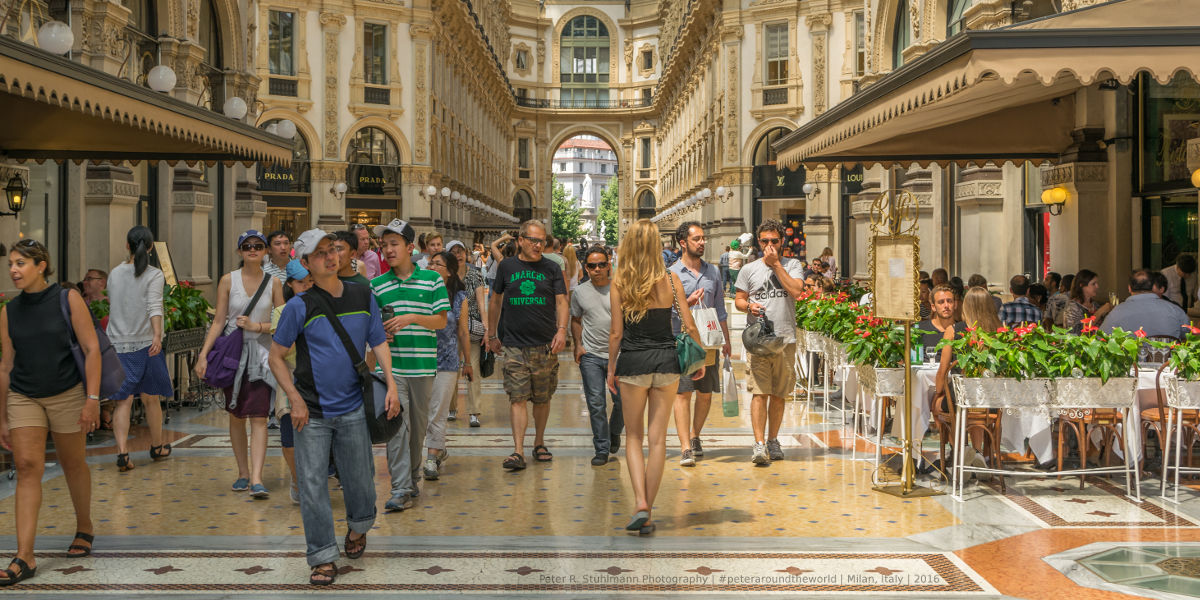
5, 549, 996, 595
985, 476, 1198, 528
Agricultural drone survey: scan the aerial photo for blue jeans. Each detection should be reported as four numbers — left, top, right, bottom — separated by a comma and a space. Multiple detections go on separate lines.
579, 353, 623, 455
294, 404, 376, 567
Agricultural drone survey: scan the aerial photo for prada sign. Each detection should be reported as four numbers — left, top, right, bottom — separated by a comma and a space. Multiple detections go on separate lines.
346, 164, 401, 196
257, 161, 310, 194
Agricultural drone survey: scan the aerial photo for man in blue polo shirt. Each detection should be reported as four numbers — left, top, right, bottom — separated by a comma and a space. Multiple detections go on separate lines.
269, 228, 399, 586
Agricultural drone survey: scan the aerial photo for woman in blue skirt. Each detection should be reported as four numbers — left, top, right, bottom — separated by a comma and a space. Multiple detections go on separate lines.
107, 226, 174, 471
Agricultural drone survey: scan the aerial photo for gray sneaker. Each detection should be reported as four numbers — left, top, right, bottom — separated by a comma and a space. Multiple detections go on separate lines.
289, 482, 300, 505
385, 493, 415, 512
680, 448, 696, 467
690, 437, 704, 458
434, 448, 449, 466
767, 438, 785, 461
423, 457, 440, 480
752, 442, 770, 465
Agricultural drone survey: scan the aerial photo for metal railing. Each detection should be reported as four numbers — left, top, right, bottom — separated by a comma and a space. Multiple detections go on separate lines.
364, 86, 390, 105
762, 87, 788, 106
268, 77, 298, 97
515, 96, 652, 109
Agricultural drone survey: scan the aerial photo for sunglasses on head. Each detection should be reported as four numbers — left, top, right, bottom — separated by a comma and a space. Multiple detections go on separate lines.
240, 243, 266, 252
586, 261, 609, 269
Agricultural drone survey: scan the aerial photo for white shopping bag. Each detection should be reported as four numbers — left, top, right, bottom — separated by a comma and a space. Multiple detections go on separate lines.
693, 298, 725, 349
722, 357, 739, 417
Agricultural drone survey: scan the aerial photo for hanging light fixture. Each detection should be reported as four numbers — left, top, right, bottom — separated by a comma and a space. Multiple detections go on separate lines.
147, 64, 177, 92
4, 174, 29, 215
223, 97, 248, 119
37, 20, 73, 55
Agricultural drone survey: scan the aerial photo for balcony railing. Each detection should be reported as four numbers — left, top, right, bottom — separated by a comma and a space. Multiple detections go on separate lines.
364, 86, 390, 105
515, 96, 652, 109
762, 87, 788, 106
268, 77, 298, 97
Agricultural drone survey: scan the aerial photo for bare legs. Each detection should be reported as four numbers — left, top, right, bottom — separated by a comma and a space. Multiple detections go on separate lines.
750, 394, 786, 443
113, 395, 164, 456
673, 392, 713, 450
620, 382, 674, 527
3, 426, 92, 577
229, 415, 269, 486
509, 400, 551, 457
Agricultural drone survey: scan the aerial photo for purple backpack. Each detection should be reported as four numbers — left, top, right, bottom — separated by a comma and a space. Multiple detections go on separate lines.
203, 275, 271, 389
59, 289, 126, 399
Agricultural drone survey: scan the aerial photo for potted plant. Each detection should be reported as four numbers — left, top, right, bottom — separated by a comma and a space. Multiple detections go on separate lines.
943, 323, 1054, 411
845, 314, 922, 397
1161, 325, 1200, 408
163, 280, 212, 354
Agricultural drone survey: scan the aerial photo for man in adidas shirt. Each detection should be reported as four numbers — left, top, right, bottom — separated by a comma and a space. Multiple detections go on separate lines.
734, 219, 805, 467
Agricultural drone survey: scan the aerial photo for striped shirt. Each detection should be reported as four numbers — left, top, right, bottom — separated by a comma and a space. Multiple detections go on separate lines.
370, 268, 449, 378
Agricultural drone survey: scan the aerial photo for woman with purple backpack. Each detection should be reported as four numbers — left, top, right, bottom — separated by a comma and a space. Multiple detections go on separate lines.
0, 239, 102, 586
195, 231, 284, 498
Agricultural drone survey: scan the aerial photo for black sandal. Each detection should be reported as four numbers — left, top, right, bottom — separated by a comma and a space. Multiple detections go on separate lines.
0, 558, 36, 587
532, 445, 553, 462
149, 444, 172, 461
502, 453, 526, 470
67, 531, 94, 557
344, 531, 366, 559
309, 562, 337, 586
116, 453, 134, 472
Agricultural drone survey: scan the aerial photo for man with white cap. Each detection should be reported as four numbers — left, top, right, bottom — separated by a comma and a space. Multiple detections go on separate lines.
269, 228, 398, 585
370, 219, 449, 512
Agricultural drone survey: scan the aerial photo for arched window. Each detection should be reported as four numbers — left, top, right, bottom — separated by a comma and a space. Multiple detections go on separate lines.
123, 0, 156, 35
346, 127, 401, 196
513, 189, 533, 223
560, 15, 610, 108
199, 0, 221, 68
892, 3, 911, 70
636, 190, 656, 220
947, 0, 973, 36
257, 119, 310, 194
752, 127, 806, 200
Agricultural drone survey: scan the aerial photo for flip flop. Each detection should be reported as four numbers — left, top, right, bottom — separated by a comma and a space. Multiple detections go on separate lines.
533, 445, 553, 462
625, 510, 650, 531
639, 523, 657, 536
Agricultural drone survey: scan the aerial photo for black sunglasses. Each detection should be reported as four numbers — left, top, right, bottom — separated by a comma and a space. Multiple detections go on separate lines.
240, 243, 266, 252
758, 238, 782, 245
350, 223, 367, 231
585, 262, 609, 269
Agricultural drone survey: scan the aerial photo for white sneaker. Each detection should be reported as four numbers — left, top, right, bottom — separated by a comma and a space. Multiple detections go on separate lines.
680, 449, 696, 467
423, 456, 440, 480
289, 483, 300, 505
752, 442, 770, 465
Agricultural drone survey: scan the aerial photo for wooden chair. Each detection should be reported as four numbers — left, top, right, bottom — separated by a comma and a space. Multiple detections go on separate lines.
934, 365, 1006, 492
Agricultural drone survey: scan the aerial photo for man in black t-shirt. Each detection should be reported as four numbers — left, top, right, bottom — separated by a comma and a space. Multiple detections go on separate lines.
917, 284, 966, 362
487, 220, 568, 471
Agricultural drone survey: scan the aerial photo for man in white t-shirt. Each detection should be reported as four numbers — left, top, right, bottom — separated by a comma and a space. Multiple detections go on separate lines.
734, 220, 806, 466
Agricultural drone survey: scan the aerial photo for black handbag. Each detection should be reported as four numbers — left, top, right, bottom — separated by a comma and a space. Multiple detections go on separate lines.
478, 342, 496, 378
310, 292, 402, 445
59, 288, 126, 399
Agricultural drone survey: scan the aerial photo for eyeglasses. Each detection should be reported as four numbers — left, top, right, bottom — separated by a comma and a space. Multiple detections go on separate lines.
758, 238, 782, 245
350, 224, 367, 231
585, 262, 609, 269
307, 248, 331, 259
83, 276, 105, 282
522, 235, 546, 246
429, 261, 447, 269
240, 243, 266, 252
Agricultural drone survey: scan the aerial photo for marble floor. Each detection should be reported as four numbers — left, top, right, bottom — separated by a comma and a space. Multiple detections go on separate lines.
3, 331, 1200, 598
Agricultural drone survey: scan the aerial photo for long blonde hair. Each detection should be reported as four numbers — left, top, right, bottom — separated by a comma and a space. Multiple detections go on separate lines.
563, 243, 578, 282
962, 286, 1002, 332
615, 219, 667, 323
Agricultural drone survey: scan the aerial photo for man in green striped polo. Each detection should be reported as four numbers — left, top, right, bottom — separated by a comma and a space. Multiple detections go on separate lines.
370, 219, 449, 512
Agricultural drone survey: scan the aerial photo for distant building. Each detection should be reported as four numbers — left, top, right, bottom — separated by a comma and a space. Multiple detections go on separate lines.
553, 136, 617, 240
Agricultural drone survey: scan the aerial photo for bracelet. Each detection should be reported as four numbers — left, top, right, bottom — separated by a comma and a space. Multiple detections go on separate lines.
86, 394, 100, 401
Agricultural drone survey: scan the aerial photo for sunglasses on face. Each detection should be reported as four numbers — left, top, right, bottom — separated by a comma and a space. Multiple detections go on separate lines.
240, 243, 266, 252
522, 236, 546, 246
759, 238, 782, 245
350, 223, 367, 231
586, 262, 609, 269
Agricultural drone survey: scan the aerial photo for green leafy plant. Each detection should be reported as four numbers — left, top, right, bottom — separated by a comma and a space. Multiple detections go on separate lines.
1167, 324, 1200, 380
844, 313, 926, 368
939, 318, 1152, 383
164, 280, 212, 331
794, 291, 863, 343
89, 290, 109, 319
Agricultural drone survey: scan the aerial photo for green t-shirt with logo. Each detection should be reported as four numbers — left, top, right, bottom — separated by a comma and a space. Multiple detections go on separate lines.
370, 268, 449, 378
490, 256, 565, 348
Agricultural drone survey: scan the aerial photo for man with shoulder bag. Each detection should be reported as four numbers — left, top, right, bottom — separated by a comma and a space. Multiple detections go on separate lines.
269, 229, 399, 586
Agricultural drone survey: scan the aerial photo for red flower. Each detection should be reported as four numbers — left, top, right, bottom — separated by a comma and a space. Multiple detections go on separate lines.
1187, 325, 1200, 336
1135, 328, 1146, 338
966, 324, 977, 333
997, 326, 1010, 333
1081, 315, 1097, 326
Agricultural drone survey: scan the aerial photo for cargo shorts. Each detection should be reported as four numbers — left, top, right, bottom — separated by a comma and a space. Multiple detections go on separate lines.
502, 344, 559, 404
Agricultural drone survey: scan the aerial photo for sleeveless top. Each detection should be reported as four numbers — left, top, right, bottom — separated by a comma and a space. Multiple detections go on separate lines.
223, 269, 275, 401
6, 283, 81, 397
614, 307, 679, 377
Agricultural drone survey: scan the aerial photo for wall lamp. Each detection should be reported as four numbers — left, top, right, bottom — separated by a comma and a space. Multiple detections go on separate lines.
330, 181, 347, 202
714, 186, 734, 203
2, 174, 28, 216
1041, 186, 1068, 216
802, 182, 821, 202
1192, 168, 1200, 189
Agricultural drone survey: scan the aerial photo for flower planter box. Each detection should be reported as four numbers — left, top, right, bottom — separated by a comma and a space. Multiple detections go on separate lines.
164, 327, 207, 355
950, 376, 1053, 410
1050, 377, 1138, 412
1164, 376, 1200, 410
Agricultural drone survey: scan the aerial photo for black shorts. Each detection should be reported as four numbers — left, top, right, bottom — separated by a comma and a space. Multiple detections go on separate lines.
677, 361, 720, 395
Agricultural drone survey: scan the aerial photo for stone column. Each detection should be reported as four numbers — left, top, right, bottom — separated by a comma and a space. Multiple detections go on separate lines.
158, 37, 208, 104
899, 165, 939, 271
1190, 138, 1200, 260
85, 164, 140, 273
71, 0, 131, 77
953, 165, 1005, 281
849, 175, 880, 280
232, 165, 266, 235
310, 161, 348, 229
807, 14, 831, 116
1043, 162, 1108, 281
170, 165, 214, 288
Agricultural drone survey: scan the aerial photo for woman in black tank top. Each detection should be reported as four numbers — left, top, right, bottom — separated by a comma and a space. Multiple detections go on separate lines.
606, 220, 705, 536
0, 239, 102, 586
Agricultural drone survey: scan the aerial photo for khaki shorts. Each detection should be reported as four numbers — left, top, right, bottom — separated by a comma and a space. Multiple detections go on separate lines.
745, 344, 798, 398
502, 345, 559, 404
6, 384, 86, 433
619, 372, 681, 389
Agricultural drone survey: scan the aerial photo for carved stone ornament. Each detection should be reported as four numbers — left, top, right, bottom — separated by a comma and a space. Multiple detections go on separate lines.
319, 12, 347, 30
1041, 163, 1108, 187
